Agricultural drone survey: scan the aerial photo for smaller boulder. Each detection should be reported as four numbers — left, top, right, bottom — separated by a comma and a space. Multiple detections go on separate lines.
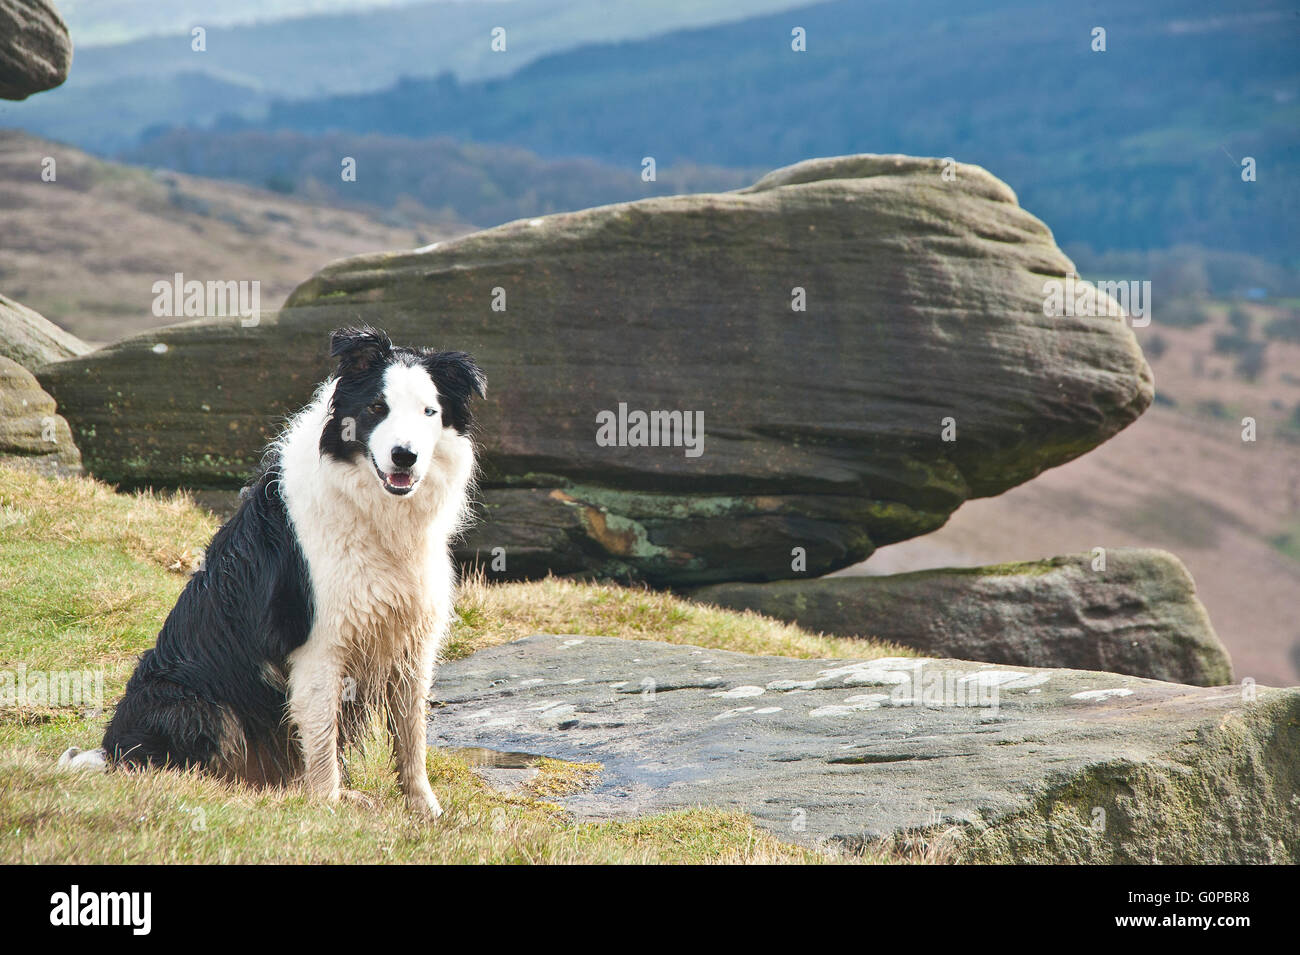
0, 292, 89, 368
692, 549, 1232, 686
0, 355, 81, 476
0, 0, 72, 101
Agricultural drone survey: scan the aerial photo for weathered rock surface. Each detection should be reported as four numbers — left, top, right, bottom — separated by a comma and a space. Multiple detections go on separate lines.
40, 155, 1152, 584
0, 0, 72, 101
430, 634, 1299, 863
0, 356, 81, 475
693, 549, 1232, 686
0, 292, 90, 368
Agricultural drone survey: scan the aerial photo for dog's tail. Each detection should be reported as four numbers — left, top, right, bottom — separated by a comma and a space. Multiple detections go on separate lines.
58, 746, 108, 772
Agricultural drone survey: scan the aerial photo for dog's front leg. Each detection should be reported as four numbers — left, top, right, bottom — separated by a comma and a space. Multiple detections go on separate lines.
288, 641, 343, 802
388, 642, 442, 818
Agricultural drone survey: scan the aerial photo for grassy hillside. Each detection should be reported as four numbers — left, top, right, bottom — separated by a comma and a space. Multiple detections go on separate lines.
0, 465, 908, 864
0, 131, 467, 344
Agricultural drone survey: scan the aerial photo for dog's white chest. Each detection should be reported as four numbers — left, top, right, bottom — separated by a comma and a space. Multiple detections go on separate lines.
306, 523, 448, 653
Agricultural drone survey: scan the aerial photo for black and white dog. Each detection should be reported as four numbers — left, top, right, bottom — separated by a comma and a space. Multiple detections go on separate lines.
60, 327, 485, 817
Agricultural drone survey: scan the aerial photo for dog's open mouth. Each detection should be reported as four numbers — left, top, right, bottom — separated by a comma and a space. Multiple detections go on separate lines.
373, 460, 416, 496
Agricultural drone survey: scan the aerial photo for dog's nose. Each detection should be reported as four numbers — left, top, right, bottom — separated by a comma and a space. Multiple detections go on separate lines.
391, 446, 417, 469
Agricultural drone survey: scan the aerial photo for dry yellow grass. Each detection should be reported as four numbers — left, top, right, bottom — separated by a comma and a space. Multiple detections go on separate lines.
449, 571, 909, 662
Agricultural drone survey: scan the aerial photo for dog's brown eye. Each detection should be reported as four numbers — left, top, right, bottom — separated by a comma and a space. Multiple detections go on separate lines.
368, 401, 388, 416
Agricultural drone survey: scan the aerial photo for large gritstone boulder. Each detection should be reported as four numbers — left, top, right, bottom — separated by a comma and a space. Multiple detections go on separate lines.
38, 155, 1152, 585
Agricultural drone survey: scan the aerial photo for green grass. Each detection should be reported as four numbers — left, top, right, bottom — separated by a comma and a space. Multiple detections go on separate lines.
1269, 522, 1300, 564
0, 464, 907, 864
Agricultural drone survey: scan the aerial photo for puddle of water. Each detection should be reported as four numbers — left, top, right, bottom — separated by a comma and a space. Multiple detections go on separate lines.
447, 746, 545, 769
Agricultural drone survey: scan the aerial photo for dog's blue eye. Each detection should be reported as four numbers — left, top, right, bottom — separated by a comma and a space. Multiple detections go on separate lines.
425, 407, 438, 417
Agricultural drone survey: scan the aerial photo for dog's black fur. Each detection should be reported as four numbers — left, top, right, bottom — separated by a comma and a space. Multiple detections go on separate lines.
102, 463, 313, 783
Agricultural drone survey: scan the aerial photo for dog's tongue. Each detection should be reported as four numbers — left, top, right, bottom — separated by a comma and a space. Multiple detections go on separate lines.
388, 472, 412, 488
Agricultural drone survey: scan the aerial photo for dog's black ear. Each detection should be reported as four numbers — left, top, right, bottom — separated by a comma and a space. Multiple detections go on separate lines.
422, 350, 486, 434
329, 326, 391, 374
424, 350, 486, 400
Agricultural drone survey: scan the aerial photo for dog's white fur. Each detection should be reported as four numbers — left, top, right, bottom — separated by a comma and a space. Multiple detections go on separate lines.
277, 366, 475, 816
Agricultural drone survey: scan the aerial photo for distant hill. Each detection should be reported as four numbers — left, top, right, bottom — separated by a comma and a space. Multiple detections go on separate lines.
59, 0, 430, 45
6, 0, 813, 153
122, 128, 755, 228
0, 131, 466, 344
10, 0, 1297, 261
253, 0, 1300, 261
0, 72, 268, 154
31, 0, 815, 97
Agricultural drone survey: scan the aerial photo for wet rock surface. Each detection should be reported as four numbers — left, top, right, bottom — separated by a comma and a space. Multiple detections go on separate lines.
429, 634, 1299, 862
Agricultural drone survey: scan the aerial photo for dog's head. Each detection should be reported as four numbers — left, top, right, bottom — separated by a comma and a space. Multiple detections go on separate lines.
319, 326, 486, 497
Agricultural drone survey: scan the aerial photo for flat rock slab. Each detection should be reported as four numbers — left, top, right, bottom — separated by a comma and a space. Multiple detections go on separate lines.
429, 634, 1299, 863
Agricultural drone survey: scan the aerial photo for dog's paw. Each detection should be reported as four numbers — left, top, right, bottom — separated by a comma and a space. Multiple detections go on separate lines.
406, 791, 444, 819
58, 747, 107, 772
334, 789, 376, 810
